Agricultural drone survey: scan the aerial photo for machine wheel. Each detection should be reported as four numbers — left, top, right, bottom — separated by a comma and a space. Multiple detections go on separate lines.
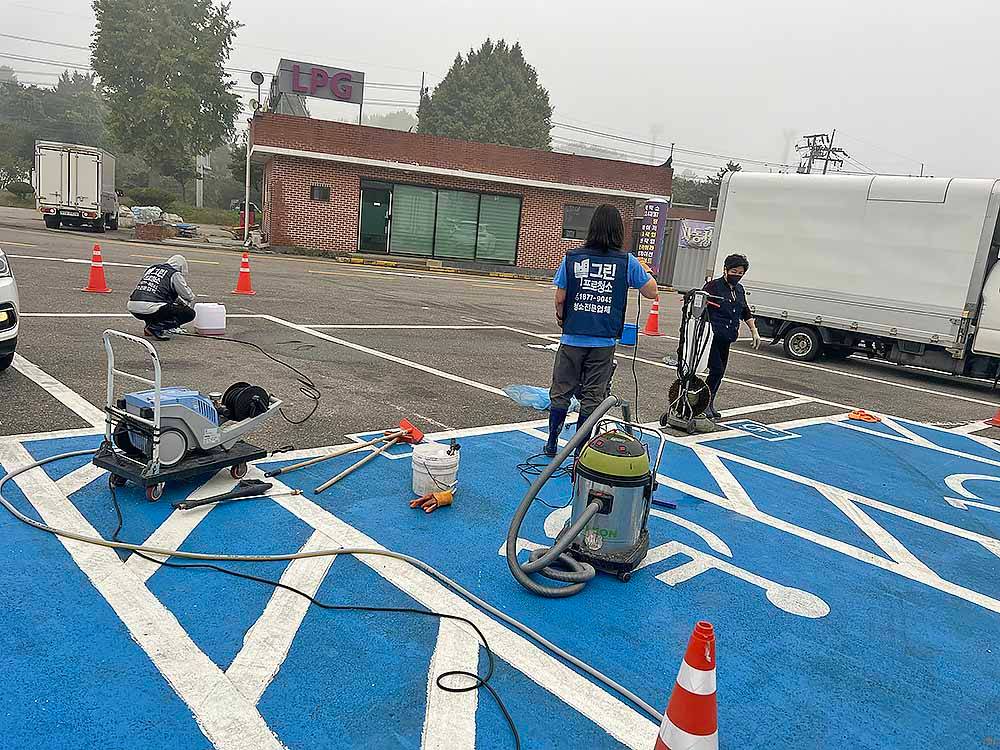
110, 474, 128, 488
783, 326, 822, 362
158, 428, 189, 467
617, 571, 633, 583
230, 462, 248, 480
146, 483, 165, 502
92, 217, 106, 233
43, 215, 61, 229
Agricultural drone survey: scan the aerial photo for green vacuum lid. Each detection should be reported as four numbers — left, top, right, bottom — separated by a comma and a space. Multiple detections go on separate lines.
578, 430, 650, 479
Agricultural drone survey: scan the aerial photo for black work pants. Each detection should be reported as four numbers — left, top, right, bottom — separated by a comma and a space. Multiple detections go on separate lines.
549, 344, 616, 412
130, 303, 196, 331
706, 337, 731, 397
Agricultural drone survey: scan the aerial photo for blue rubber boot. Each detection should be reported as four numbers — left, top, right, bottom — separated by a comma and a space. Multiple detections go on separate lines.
544, 407, 568, 457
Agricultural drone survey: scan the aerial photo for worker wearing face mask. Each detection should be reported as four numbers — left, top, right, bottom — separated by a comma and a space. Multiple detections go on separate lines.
702, 253, 761, 418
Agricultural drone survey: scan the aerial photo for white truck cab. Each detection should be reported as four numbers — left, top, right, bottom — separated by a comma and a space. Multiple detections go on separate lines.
0, 246, 19, 371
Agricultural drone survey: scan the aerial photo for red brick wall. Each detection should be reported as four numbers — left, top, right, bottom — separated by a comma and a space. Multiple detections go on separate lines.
262, 155, 636, 270
252, 113, 671, 197
668, 205, 717, 222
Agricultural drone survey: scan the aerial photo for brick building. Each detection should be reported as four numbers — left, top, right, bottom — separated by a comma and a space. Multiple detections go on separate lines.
250, 113, 672, 270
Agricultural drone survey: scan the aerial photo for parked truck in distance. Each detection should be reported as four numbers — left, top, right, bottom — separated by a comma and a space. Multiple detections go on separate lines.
707, 172, 1000, 381
33, 141, 119, 232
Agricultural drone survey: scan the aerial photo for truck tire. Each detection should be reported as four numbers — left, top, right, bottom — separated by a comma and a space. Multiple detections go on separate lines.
93, 217, 106, 233
783, 326, 822, 362
44, 215, 61, 229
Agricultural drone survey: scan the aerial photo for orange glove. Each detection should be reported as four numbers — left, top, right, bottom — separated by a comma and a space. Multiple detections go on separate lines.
409, 490, 454, 513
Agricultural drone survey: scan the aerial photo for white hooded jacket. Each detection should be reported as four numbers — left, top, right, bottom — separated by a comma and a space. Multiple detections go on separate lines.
126, 254, 196, 314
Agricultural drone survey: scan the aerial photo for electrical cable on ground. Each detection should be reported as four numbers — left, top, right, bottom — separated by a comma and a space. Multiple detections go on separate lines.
175, 331, 320, 425
0, 450, 664, 728
107, 477, 520, 748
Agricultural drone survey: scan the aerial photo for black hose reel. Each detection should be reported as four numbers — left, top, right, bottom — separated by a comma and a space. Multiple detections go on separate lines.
222, 382, 271, 421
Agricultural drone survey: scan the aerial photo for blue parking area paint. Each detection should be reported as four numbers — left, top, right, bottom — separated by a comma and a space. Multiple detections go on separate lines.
257, 555, 438, 748
721, 419, 800, 441
708, 422, 1000, 540
146, 500, 315, 669
22, 432, 103, 480
0, 460, 207, 750
3, 413, 999, 749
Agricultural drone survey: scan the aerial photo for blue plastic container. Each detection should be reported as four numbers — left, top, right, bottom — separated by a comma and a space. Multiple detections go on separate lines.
619, 322, 638, 346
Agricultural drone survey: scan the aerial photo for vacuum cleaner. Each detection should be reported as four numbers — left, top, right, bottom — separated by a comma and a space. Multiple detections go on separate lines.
506, 396, 665, 597
659, 289, 719, 434
94, 330, 282, 500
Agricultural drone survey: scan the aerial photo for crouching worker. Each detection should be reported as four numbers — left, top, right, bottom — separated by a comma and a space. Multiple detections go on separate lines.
127, 254, 196, 341
544, 204, 658, 457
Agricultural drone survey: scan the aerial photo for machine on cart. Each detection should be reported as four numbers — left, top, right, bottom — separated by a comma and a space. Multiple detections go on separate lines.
660, 289, 719, 434
93, 329, 282, 501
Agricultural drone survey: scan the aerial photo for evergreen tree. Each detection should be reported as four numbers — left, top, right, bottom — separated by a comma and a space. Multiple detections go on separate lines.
418, 39, 552, 149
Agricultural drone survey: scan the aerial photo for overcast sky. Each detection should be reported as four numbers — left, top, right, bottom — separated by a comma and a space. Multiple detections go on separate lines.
5, 0, 999, 177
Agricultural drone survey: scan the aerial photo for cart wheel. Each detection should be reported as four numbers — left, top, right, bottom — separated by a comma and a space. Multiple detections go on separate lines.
230, 463, 248, 480
110, 474, 128, 487
146, 483, 165, 502
618, 571, 633, 583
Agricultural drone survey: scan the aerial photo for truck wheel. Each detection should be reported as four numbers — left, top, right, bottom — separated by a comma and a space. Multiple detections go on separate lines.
44, 215, 61, 229
0, 353, 13, 372
93, 217, 106, 233
783, 326, 822, 362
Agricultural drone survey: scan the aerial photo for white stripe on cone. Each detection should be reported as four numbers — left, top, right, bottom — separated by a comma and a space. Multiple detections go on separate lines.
675, 660, 716, 696
655, 716, 719, 750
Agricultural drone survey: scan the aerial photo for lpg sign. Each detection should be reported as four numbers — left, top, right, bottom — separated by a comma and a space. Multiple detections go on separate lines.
276, 59, 364, 104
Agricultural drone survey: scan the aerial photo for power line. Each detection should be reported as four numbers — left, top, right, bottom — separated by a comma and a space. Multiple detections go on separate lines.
0, 32, 89, 50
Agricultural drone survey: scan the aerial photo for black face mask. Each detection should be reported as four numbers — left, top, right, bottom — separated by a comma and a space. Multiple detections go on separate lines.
726, 273, 743, 285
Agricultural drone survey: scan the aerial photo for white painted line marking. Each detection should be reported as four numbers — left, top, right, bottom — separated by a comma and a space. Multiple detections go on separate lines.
12, 353, 104, 427
20, 312, 134, 318
719, 396, 814, 418
8, 253, 147, 268
226, 529, 337, 704
307, 324, 505, 330
421, 619, 479, 750
130, 254, 219, 265
648, 509, 733, 557
0, 442, 287, 750
950, 421, 993, 436
274, 492, 658, 749
261, 315, 507, 397
689, 446, 758, 512
56, 463, 106, 496
0, 239, 37, 247
0, 425, 101, 444
837, 421, 1000, 471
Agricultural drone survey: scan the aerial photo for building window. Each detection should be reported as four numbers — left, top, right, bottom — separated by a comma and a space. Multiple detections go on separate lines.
562, 204, 595, 240
310, 185, 330, 202
362, 179, 521, 264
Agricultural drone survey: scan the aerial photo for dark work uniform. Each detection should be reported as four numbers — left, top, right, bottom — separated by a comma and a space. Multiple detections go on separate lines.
703, 276, 752, 398
128, 263, 196, 332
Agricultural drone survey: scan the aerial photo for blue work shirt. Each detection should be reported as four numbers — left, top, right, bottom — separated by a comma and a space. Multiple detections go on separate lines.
553, 252, 652, 347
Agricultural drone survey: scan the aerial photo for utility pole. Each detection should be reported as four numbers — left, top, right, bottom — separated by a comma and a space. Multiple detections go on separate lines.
822, 129, 837, 174
796, 132, 849, 174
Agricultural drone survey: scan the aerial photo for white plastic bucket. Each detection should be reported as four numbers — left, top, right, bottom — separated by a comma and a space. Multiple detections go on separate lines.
411, 442, 460, 496
193, 302, 226, 335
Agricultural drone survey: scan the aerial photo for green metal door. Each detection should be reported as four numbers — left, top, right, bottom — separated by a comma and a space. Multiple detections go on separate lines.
359, 187, 392, 253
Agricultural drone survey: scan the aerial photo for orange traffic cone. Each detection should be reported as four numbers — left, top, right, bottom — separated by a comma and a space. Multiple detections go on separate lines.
988, 409, 1000, 428
232, 251, 256, 295
653, 621, 718, 750
642, 295, 663, 336
83, 243, 112, 293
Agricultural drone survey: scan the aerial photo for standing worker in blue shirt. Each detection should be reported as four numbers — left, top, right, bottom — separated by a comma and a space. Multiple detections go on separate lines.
544, 204, 659, 456
702, 253, 761, 418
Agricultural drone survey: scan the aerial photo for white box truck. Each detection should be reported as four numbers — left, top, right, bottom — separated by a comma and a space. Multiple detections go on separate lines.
33, 141, 119, 232
707, 172, 1000, 380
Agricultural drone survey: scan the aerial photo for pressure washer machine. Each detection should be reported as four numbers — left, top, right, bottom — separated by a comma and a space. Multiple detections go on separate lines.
506, 397, 665, 597
93, 329, 281, 501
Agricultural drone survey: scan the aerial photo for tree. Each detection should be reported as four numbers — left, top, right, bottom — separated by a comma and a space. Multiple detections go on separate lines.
229, 133, 262, 187
363, 109, 417, 132
91, 0, 242, 192
709, 160, 743, 187
0, 66, 15, 84
418, 39, 552, 149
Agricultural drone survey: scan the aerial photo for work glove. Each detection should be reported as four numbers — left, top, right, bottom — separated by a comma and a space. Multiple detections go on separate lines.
751, 330, 762, 349
409, 490, 454, 513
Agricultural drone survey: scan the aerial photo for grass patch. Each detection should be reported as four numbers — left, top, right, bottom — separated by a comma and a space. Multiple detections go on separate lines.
168, 204, 239, 226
